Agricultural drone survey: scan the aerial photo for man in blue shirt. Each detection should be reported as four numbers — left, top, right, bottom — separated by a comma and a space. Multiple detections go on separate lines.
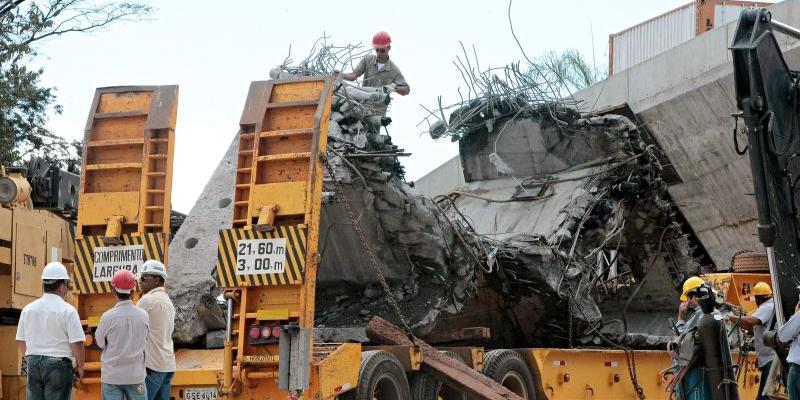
674, 276, 713, 400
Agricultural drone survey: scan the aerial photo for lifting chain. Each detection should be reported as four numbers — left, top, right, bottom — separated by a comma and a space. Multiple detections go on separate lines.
593, 327, 646, 400
323, 155, 417, 340
625, 348, 646, 400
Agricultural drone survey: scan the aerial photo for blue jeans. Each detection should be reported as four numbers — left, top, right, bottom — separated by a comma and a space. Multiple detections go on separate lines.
677, 367, 710, 400
789, 363, 800, 400
25, 355, 74, 400
102, 382, 147, 400
145, 369, 174, 400
757, 361, 772, 400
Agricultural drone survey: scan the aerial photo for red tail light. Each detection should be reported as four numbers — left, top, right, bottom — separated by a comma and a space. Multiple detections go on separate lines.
249, 326, 260, 339
261, 326, 272, 339
272, 326, 282, 338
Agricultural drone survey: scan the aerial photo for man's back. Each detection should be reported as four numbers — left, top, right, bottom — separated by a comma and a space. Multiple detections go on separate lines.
138, 287, 176, 372
16, 293, 85, 358
95, 300, 149, 385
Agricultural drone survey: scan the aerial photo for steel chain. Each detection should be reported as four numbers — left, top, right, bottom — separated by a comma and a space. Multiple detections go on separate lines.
323, 155, 417, 339
626, 349, 646, 400
592, 328, 646, 399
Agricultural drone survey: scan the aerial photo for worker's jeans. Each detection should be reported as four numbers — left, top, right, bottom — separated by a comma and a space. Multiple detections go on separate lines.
144, 369, 174, 400
677, 367, 709, 400
757, 361, 772, 400
25, 355, 74, 400
788, 363, 800, 400
102, 382, 147, 400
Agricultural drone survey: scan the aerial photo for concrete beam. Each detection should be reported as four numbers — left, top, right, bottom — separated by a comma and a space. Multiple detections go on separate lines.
572, 0, 800, 268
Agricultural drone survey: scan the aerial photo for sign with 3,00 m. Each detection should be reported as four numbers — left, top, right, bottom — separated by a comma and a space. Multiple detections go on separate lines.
235, 238, 286, 275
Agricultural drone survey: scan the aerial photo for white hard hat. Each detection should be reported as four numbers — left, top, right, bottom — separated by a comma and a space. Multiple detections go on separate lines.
42, 262, 70, 281
140, 260, 167, 279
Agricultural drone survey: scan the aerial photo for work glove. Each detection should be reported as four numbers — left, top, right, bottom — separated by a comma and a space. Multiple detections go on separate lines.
382, 84, 396, 94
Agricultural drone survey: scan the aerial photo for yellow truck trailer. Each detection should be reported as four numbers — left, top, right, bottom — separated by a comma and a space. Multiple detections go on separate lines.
27, 78, 763, 400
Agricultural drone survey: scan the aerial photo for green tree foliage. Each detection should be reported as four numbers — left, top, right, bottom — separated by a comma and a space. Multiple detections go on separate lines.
529, 49, 608, 96
0, 0, 151, 169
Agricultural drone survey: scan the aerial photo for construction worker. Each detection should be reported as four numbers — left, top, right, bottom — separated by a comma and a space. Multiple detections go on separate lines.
725, 281, 776, 400
779, 289, 800, 400
95, 270, 149, 400
15, 262, 86, 400
674, 276, 711, 400
341, 31, 410, 115
137, 260, 176, 400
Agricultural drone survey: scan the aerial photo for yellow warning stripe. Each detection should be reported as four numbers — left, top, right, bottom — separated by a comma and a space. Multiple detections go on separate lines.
73, 233, 166, 294
215, 225, 307, 288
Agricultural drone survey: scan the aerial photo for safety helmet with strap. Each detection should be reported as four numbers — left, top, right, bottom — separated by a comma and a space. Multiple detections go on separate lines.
680, 276, 704, 301
111, 270, 136, 294
752, 281, 772, 296
140, 259, 167, 280
42, 262, 70, 282
372, 31, 391, 49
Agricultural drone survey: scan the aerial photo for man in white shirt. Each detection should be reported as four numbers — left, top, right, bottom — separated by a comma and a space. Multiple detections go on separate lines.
726, 282, 776, 400
95, 269, 149, 400
137, 260, 176, 400
16, 262, 86, 400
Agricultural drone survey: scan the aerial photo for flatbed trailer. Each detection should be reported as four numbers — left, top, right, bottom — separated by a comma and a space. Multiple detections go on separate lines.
169, 76, 766, 400
47, 79, 771, 400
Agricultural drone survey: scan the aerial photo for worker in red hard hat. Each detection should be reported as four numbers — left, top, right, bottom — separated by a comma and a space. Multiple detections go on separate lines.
341, 30, 410, 116
95, 269, 150, 400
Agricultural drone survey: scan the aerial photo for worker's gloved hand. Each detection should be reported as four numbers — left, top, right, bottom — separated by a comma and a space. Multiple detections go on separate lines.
722, 313, 735, 323
382, 84, 396, 94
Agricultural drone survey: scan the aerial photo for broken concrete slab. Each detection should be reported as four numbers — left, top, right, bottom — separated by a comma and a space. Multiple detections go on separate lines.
167, 135, 237, 344
169, 72, 693, 350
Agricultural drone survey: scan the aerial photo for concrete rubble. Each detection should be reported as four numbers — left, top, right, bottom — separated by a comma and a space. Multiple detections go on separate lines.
166, 48, 701, 348
316, 102, 697, 348
166, 136, 237, 344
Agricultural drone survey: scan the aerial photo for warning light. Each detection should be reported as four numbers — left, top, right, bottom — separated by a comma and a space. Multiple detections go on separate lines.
249, 326, 261, 339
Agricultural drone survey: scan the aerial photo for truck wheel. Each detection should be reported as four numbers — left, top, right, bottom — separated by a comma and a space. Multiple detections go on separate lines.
482, 349, 537, 400
410, 351, 468, 400
342, 350, 411, 400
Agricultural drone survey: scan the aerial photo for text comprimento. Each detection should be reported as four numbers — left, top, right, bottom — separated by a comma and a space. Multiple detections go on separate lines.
92, 245, 145, 282
235, 238, 286, 275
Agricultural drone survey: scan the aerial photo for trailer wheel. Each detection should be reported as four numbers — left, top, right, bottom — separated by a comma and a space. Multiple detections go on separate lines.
342, 350, 411, 400
483, 349, 537, 400
410, 351, 468, 400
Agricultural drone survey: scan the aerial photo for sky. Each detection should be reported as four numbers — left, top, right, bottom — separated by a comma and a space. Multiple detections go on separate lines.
37, 0, 697, 213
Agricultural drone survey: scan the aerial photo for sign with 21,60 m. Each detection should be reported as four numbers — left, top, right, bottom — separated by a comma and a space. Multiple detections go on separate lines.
235, 238, 286, 275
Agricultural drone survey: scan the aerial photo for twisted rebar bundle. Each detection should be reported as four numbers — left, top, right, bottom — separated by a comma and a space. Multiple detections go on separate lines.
419, 43, 593, 141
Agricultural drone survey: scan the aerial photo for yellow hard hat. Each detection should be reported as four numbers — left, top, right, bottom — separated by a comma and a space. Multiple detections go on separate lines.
680, 276, 704, 301
752, 282, 772, 296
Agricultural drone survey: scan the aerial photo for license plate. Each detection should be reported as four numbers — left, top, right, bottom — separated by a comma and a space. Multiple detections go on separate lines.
184, 388, 218, 400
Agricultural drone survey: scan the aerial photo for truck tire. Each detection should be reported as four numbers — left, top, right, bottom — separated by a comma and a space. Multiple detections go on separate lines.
410, 351, 468, 400
341, 350, 411, 400
482, 349, 537, 400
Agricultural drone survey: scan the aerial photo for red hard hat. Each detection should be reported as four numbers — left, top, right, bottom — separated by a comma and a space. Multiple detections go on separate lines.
111, 270, 136, 294
372, 31, 391, 49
